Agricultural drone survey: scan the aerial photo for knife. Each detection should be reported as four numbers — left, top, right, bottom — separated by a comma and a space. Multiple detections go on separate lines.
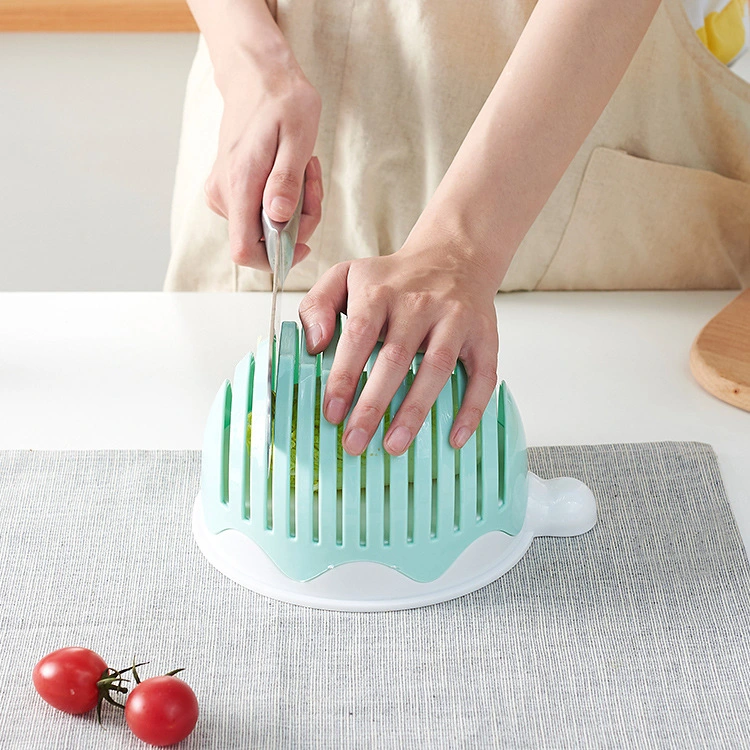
261, 186, 305, 474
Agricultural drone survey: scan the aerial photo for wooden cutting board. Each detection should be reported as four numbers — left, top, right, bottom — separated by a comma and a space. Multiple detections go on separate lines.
690, 290, 750, 412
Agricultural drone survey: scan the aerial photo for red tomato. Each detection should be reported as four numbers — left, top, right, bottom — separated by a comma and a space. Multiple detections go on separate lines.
32, 647, 108, 714
125, 675, 198, 747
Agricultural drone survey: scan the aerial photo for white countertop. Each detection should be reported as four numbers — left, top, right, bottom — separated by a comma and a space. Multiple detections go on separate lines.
1, 291, 747, 551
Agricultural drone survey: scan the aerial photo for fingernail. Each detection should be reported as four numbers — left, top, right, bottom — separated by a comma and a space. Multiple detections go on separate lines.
345, 427, 369, 456
386, 426, 411, 455
271, 196, 294, 218
453, 427, 470, 449
307, 323, 322, 350
326, 398, 347, 424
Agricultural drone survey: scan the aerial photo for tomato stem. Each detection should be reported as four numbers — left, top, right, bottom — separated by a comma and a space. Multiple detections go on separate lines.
92, 661, 186, 727
130, 658, 151, 685
93, 662, 149, 725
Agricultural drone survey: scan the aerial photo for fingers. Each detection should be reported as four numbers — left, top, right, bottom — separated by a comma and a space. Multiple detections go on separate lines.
292, 243, 312, 267
207, 155, 322, 272
227, 196, 268, 270
263, 134, 310, 223
449, 348, 498, 450
324, 303, 389, 440
381, 327, 462, 456
342, 323, 427, 456
304, 156, 323, 211
297, 156, 323, 246
298, 262, 350, 353
204, 170, 226, 219
224, 148, 269, 269
331, 331, 497, 457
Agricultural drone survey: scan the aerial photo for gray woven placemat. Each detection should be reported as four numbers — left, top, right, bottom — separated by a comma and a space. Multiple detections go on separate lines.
1, 444, 749, 749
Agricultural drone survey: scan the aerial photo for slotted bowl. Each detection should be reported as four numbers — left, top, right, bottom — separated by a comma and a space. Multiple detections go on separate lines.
193, 319, 596, 611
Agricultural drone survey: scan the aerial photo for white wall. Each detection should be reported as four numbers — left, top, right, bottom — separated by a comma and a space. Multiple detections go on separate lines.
0, 33, 198, 291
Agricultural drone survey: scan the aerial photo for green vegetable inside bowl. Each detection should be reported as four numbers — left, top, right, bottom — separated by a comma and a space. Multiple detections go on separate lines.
247, 386, 477, 490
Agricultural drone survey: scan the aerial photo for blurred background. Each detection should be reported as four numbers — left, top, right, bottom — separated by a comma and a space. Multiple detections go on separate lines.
0, 1, 198, 292
1, 2, 749, 292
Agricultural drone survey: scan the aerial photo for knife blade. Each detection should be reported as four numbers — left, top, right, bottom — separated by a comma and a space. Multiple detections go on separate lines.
261, 186, 305, 475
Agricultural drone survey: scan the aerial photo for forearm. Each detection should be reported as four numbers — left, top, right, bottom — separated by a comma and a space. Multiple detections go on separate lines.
426, 0, 662, 287
187, 0, 299, 92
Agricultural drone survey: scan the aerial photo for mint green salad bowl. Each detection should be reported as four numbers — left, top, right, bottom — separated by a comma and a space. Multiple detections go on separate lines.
193, 319, 596, 611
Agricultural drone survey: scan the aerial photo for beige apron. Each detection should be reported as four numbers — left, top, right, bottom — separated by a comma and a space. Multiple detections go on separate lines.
165, 0, 750, 292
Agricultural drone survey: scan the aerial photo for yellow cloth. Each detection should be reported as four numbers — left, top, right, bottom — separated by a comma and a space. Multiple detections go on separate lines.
687, 0, 749, 64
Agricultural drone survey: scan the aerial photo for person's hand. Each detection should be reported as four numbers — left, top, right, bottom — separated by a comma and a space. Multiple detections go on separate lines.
298, 221, 501, 456
204, 58, 324, 271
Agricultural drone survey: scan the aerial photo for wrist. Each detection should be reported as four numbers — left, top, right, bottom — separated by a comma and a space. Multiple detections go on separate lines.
407, 198, 517, 292
193, 0, 301, 95
213, 33, 302, 95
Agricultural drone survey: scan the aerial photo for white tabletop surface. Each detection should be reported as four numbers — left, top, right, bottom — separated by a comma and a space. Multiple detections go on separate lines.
1, 291, 748, 551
